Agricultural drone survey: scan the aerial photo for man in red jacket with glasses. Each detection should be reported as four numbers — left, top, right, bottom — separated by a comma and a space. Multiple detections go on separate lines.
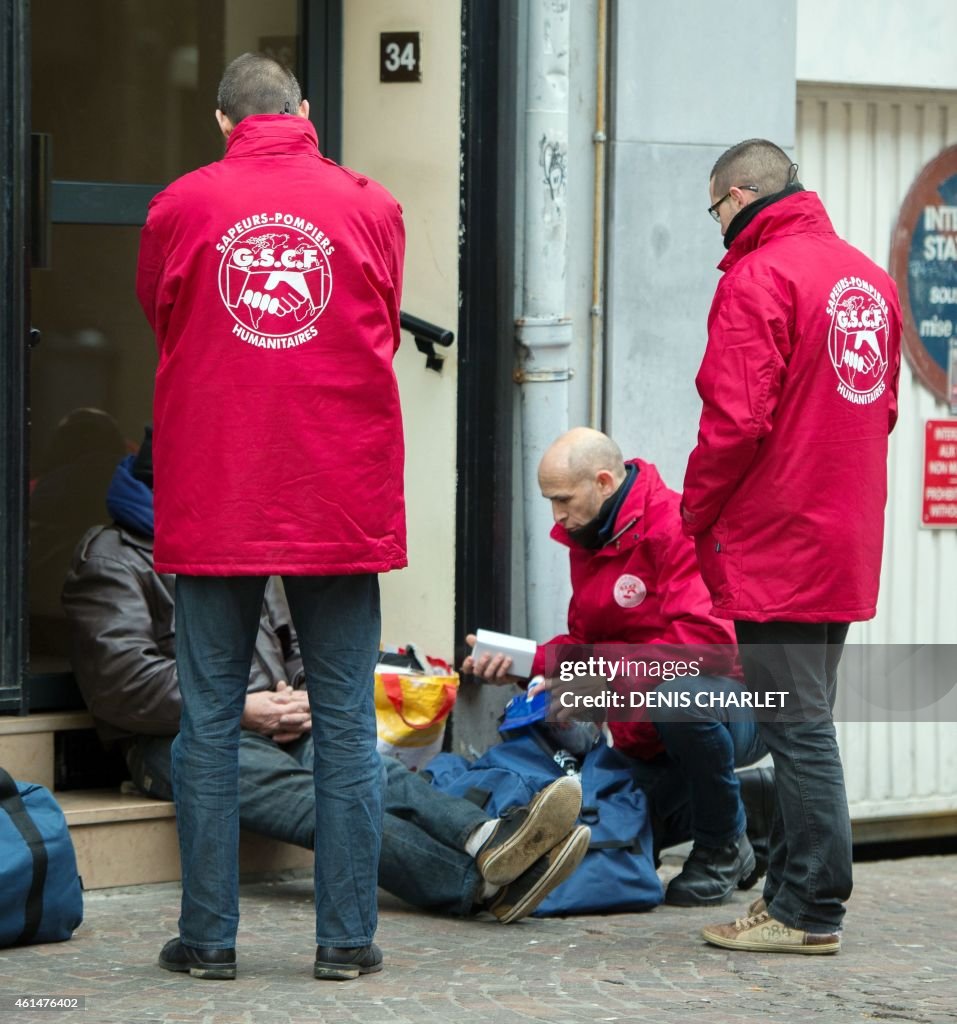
682, 138, 902, 955
136, 53, 405, 982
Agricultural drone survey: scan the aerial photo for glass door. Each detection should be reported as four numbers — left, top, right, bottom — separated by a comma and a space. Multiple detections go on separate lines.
1, 0, 341, 713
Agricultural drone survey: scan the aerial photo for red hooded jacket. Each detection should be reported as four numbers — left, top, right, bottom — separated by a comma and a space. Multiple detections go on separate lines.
682, 191, 901, 622
136, 115, 406, 576
532, 460, 738, 760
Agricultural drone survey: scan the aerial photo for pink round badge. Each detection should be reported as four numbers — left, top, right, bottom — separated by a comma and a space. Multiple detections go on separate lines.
613, 574, 647, 608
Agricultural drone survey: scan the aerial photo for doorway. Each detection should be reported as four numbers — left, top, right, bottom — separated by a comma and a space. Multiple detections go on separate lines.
0, 0, 341, 713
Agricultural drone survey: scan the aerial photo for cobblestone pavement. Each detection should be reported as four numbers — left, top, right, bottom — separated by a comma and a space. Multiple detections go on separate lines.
1, 855, 954, 1024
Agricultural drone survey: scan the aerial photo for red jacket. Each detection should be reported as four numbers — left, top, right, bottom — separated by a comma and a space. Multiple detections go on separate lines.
136, 116, 406, 575
682, 192, 901, 622
532, 460, 738, 759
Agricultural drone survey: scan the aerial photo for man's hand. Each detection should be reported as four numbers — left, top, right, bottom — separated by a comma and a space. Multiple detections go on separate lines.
460, 633, 525, 685
241, 682, 312, 743
528, 674, 609, 723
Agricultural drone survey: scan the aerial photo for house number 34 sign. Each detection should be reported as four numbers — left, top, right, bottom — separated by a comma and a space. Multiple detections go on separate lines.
380, 32, 421, 83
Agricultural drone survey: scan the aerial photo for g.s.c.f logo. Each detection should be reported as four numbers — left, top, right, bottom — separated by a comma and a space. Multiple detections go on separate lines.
826, 278, 891, 406
216, 213, 334, 349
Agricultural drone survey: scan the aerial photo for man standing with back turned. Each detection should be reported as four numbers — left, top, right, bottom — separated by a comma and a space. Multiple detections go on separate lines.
136, 54, 406, 981
682, 139, 901, 954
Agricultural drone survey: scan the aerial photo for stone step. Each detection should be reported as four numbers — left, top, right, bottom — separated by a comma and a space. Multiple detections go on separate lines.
58, 789, 312, 890
0, 711, 96, 791
0, 713, 313, 891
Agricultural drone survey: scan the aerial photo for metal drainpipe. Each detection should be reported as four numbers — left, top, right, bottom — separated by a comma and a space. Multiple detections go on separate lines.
514, 0, 573, 641
589, 0, 608, 429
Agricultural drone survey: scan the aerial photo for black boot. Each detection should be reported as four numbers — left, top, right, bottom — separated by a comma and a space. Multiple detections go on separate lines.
738, 765, 776, 884
665, 832, 756, 907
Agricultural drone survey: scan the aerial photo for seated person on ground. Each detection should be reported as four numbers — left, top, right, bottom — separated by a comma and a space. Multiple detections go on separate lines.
61, 431, 590, 924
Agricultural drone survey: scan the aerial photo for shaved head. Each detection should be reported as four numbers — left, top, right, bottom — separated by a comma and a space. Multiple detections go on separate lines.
217, 52, 302, 124
710, 138, 794, 199
539, 428, 626, 485
538, 429, 627, 531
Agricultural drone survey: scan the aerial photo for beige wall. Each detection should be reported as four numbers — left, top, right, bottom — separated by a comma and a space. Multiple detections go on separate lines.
341, 1, 461, 658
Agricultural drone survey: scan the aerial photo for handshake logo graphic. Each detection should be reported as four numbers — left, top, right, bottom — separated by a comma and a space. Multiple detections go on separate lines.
827, 279, 891, 405
217, 215, 334, 344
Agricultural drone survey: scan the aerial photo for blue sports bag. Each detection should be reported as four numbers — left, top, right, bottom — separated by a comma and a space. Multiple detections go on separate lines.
0, 767, 84, 947
425, 733, 663, 914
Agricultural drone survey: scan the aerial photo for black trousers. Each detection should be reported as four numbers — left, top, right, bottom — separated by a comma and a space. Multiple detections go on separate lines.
735, 620, 852, 933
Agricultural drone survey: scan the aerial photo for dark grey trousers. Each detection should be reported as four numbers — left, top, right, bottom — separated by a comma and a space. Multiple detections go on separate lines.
734, 620, 852, 933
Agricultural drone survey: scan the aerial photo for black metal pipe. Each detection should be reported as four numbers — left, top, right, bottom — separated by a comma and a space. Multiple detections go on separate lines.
400, 311, 454, 348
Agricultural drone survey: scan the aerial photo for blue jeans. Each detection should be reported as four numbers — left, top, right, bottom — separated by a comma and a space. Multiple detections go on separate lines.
129, 737, 489, 917
629, 675, 768, 849
735, 621, 852, 934
379, 756, 489, 916
128, 732, 318, 846
171, 574, 383, 950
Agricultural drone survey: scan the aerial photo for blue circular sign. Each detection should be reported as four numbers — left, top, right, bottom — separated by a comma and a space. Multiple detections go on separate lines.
891, 146, 957, 403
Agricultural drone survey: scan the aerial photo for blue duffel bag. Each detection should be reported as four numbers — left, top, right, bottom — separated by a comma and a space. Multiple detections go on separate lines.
425, 733, 664, 915
0, 767, 83, 947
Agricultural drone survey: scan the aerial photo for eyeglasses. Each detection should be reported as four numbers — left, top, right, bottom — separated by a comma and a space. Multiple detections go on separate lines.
707, 184, 759, 222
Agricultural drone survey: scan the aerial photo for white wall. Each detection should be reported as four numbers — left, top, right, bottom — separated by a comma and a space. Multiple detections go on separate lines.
797, 0, 957, 91
341, 1, 460, 659
604, 2, 797, 489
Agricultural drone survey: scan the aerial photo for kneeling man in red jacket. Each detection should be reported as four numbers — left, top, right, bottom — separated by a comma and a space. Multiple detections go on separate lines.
466, 427, 773, 908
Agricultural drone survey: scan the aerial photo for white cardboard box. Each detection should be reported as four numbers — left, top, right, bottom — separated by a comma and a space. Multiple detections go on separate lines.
471, 628, 537, 679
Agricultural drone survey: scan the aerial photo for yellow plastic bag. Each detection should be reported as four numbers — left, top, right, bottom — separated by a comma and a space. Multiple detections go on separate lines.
374, 654, 459, 770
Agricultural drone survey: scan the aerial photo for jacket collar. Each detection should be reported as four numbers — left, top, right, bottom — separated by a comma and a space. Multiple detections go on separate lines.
722, 182, 804, 250
76, 523, 153, 563
718, 190, 836, 273
550, 458, 662, 553
116, 523, 155, 554
224, 115, 321, 160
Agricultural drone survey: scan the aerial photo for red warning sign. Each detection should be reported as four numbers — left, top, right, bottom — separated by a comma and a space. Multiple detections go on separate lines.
922, 419, 957, 528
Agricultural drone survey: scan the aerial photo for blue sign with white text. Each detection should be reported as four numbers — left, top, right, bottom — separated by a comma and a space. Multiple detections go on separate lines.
907, 172, 957, 376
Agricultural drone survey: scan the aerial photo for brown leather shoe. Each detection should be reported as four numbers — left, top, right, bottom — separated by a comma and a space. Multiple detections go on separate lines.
702, 910, 840, 954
